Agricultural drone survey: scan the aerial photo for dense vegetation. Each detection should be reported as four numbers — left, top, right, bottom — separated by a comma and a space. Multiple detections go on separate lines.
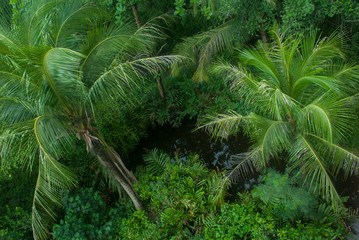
0, 0, 359, 239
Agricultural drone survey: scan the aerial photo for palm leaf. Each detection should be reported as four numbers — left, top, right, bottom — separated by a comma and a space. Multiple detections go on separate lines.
173, 19, 238, 82
198, 110, 247, 139
249, 114, 292, 161
302, 95, 355, 143
239, 44, 281, 88
32, 151, 76, 240
212, 147, 263, 204
87, 55, 184, 108
299, 31, 343, 75
308, 134, 359, 178
54, 4, 107, 49
143, 148, 171, 175
288, 134, 342, 210
292, 76, 341, 99
43, 47, 85, 108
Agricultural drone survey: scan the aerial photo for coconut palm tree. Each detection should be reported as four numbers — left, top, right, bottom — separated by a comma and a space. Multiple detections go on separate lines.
200, 29, 359, 210
171, 0, 276, 82
0, 0, 181, 239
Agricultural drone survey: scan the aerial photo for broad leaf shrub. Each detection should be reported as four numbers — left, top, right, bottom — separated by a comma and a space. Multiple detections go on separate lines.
118, 151, 226, 239
0, 206, 32, 240
252, 169, 317, 221
52, 188, 126, 240
145, 75, 249, 127
0, 166, 36, 239
204, 170, 348, 240
95, 96, 150, 155
115, 151, 348, 239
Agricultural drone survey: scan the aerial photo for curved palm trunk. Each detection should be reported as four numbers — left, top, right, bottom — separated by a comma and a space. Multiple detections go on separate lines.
131, 3, 141, 28
81, 130, 143, 210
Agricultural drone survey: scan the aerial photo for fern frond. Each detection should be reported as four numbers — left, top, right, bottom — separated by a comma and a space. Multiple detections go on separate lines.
144, 149, 171, 175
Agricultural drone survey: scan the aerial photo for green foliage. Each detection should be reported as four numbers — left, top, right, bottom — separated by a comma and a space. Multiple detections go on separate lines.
174, 0, 213, 19
203, 195, 348, 240
0, 162, 36, 239
281, 0, 359, 34
117, 151, 226, 239
252, 169, 316, 221
145, 74, 247, 126
95, 98, 149, 154
0, 0, 181, 238
203, 200, 276, 240
8, 0, 30, 26
217, 0, 276, 37
116, 153, 348, 239
202, 29, 359, 210
0, 206, 32, 240
52, 188, 126, 240
204, 170, 347, 239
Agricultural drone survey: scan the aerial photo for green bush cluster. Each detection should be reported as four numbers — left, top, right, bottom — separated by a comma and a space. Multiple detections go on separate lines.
95, 98, 149, 154
145, 75, 247, 127
0, 206, 32, 240
52, 188, 126, 240
118, 151, 225, 239
114, 152, 348, 239
0, 167, 35, 239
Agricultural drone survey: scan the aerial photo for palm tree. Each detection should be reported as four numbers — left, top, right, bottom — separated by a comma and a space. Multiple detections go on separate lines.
172, 0, 275, 82
0, 0, 181, 239
200, 29, 359, 210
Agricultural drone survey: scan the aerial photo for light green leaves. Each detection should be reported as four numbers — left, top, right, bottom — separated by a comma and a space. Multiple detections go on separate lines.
201, 29, 359, 211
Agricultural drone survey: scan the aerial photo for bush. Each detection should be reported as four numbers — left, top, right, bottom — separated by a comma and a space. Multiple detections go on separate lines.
52, 188, 127, 240
118, 150, 226, 239
252, 169, 316, 221
145, 75, 248, 127
52, 154, 348, 240
116, 152, 348, 239
0, 206, 32, 240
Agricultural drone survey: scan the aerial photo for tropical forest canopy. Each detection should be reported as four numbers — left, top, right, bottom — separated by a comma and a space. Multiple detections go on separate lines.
0, 0, 359, 239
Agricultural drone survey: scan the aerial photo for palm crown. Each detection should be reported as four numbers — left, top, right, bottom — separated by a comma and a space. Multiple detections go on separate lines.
202, 29, 359, 210
0, 1, 181, 239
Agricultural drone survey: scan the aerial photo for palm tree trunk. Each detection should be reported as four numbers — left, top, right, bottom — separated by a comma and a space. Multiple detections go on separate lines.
260, 17, 267, 43
81, 131, 143, 210
156, 76, 165, 98
132, 3, 141, 28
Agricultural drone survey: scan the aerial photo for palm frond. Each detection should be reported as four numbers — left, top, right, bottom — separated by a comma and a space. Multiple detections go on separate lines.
332, 63, 359, 95
33, 116, 74, 160
0, 97, 36, 125
0, 28, 17, 54
43, 47, 85, 107
212, 147, 263, 204
211, 60, 270, 113
198, 110, 246, 139
249, 114, 292, 161
288, 134, 342, 210
55, 4, 107, 49
239, 44, 281, 88
0, 123, 39, 171
0, 69, 40, 98
173, 19, 238, 82
143, 148, 171, 175
300, 31, 344, 76
81, 23, 149, 85
32, 151, 76, 240
87, 55, 184, 108
269, 28, 301, 92
302, 103, 334, 142
292, 76, 341, 99
308, 134, 359, 178
261, 84, 301, 120
22, 0, 62, 46
302, 95, 355, 143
